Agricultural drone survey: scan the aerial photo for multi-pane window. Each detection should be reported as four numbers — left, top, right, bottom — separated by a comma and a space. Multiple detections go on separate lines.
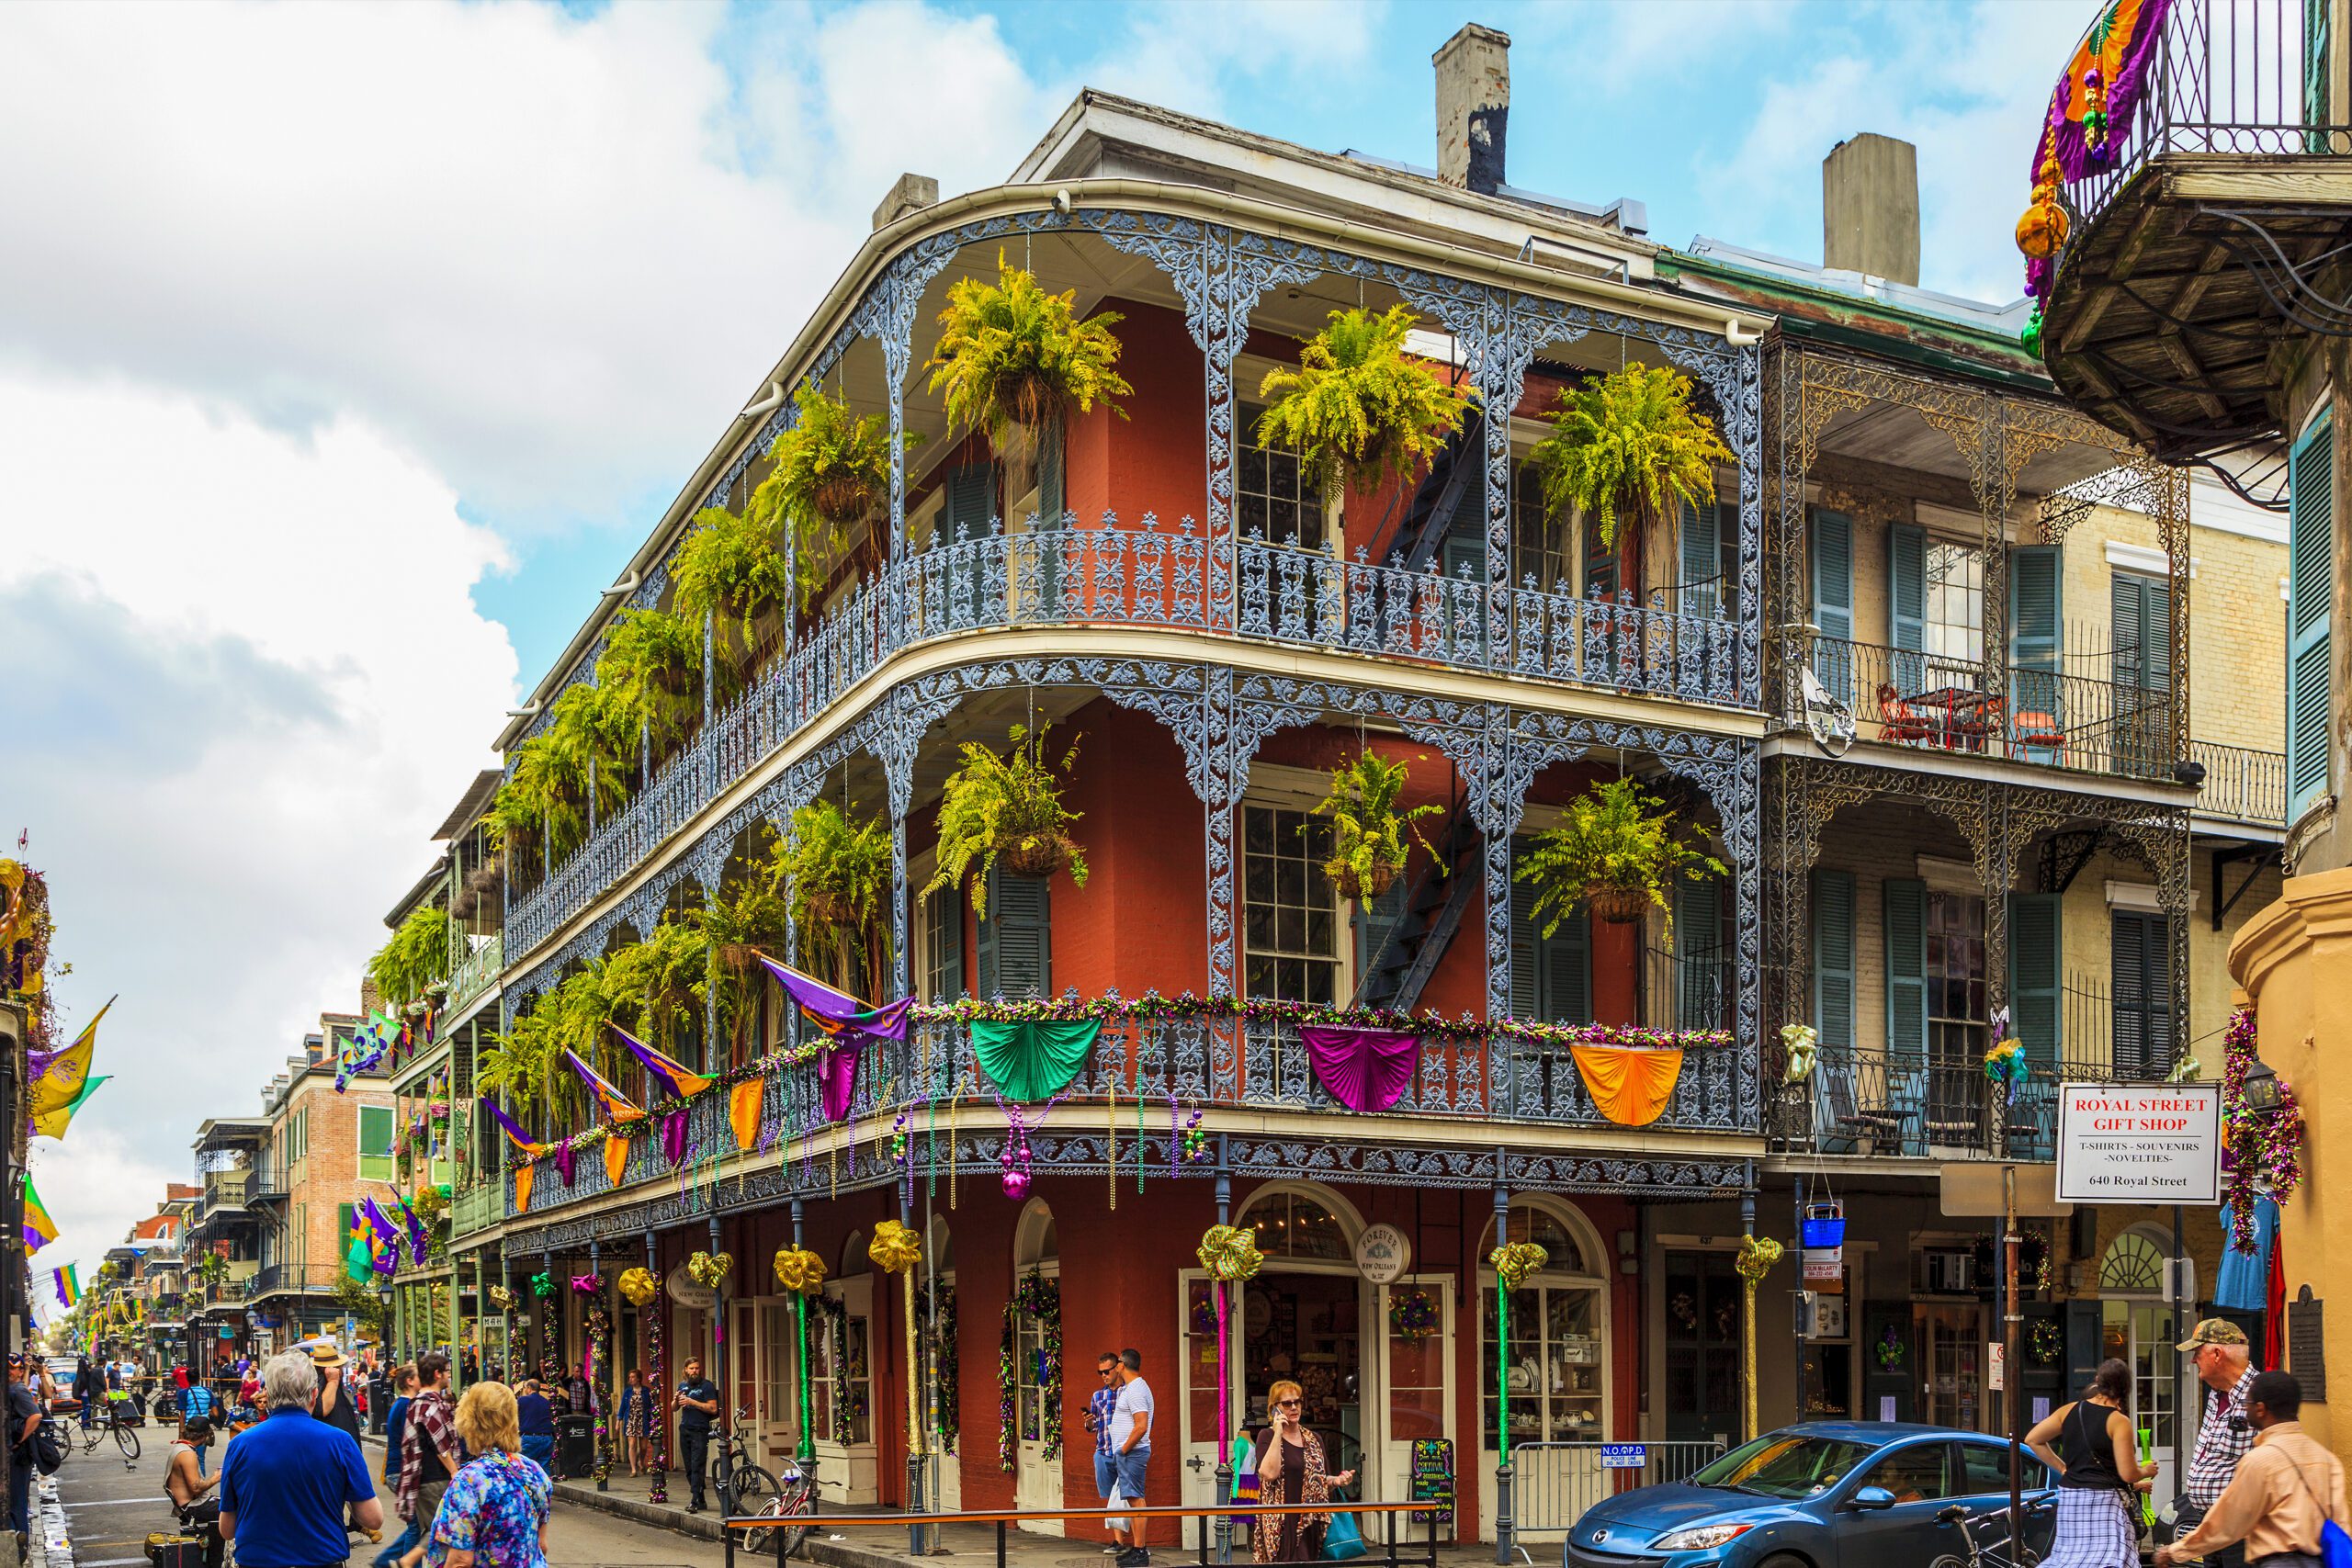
357, 1105, 394, 1182
1926, 893, 1988, 1136
1511, 463, 1571, 594
1243, 805, 1340, 1004
1925, 542, 1984, 663
1239, 407, 1326, 548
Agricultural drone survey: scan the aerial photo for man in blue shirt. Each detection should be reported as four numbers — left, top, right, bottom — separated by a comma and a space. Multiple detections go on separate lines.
515, 1380, 555, 1472
1084, 1353, 1122, 1515
220, 1351, 381, 1568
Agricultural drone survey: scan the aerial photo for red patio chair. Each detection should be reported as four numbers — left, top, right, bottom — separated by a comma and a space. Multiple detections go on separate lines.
2013, 706, 2065, 758
1875, 683, 1935, 743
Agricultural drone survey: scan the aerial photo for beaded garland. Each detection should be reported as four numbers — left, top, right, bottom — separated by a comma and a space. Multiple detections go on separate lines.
647, 1311, 667, 1504
2222, 1004, 2305, 1255
922, 1280, 959, 1454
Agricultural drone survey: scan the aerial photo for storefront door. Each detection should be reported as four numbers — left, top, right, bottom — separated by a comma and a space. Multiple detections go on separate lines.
1013, 1266, 1065, 1528
1376, 1277, 1452, 1540
1663, 1251, 1741, 1445
2102, 1300, 2177, 1500
1178, 1272, 1226, 1549
1917, 1305, 1985, 1431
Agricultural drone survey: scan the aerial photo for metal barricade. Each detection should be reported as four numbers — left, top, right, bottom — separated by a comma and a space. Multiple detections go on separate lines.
1512, 1439, 1728, 1534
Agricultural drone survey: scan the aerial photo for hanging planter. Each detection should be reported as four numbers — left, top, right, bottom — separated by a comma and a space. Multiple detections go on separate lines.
749, 383, 919, 609
927, 723, 1090, 917
1309, 752, 1442, 904
1531, 363, 1731, 594
1254, 305, 1469, 502
926, 252, 1131, 457
1516, 778, 1727, 935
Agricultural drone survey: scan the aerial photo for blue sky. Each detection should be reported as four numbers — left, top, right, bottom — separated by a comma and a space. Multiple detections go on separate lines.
0, 0, 2092, 1282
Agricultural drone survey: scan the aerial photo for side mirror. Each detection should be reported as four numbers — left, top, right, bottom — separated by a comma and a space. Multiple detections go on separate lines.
1848, 1486, 1898, 1513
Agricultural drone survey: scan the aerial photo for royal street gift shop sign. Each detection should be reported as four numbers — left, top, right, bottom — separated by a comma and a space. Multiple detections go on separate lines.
2054, 1082, 2222, 1205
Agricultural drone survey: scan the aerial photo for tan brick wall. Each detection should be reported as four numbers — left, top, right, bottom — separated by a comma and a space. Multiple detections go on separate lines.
277, 1072, 391, 1285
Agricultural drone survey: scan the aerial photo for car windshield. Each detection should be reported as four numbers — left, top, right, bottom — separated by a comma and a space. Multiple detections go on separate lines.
1690, 1435, 1881, 1500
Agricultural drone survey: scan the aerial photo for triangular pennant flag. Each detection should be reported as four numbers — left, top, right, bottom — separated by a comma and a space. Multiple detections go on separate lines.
480, 1097, 549, 1156
752, 953, 911, 1043
611, 1023, 715, 1099
562, 1050, 646, 1124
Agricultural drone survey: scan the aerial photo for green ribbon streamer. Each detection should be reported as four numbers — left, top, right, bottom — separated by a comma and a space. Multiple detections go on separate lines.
796, 1292, 816, 1464
1496, 1282, 1510, 1468
971, 1019, 1101, 1101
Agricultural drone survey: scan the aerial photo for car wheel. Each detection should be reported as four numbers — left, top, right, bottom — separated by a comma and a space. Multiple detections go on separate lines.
1756, 1555, 1818, 1568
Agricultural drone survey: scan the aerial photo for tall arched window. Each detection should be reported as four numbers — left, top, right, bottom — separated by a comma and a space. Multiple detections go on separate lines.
1236, 1188, 1351, 1262
1478, 1200, 1609, 1449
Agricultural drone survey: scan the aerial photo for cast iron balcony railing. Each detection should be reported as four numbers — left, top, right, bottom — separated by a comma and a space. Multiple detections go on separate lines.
504, 514, 1757, 960
2191, 739, 2288, 825
447, 933, 503, 1017
1797, 634, 2183, 783
451, 1179, 503, 1239
1771, 1044, 2175, 1162
503, 1011, 1747, 1222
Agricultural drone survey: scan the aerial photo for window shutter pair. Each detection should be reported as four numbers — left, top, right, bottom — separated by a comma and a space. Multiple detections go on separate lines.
2290, 413, 2335, 815
1506, 853, 1590, 1023
976, 868, 1050, 999
2112, 910, 2173, 1081
2109, 572, 2171, 693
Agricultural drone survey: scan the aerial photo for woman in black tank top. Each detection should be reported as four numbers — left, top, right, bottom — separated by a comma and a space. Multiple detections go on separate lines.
2025, 1359, 2154, 1567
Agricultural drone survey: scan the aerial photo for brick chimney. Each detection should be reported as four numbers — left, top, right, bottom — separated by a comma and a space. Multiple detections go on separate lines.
1822, 133, 1920, 286
1434, 24, 1510, 195
873, 173, 939, 232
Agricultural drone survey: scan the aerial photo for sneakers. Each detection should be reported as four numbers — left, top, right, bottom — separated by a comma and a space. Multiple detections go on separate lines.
1116, 1550, 1150, 1567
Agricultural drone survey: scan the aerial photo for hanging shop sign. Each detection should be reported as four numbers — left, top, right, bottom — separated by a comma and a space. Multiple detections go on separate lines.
665, 1263, 717, 1311
2054, 1082, 2222, 1205
1355, 1224, 1411, 1285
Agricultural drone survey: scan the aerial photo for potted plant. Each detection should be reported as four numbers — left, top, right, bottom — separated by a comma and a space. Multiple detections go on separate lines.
368, 907, 455, 1013
749, 384, 918, 608
592, 606, 704, 752
1515, 777, 1726, 931
1530, 363, 1731, 596
491, 682, 630, 866
671, 502, 794, 663
1254, 305, 1469, 520
925, 723, 1090, 916
925, 252, 1131, 458
1309, 752, 1443, 903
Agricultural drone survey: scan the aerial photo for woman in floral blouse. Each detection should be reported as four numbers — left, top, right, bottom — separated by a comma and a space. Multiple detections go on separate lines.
408, 1382, 550, 1568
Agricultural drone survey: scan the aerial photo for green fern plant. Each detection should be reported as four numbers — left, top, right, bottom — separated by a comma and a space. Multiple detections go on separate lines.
924, 723, 1088, 919
478, 1009, 555, 1122
492, 682, 631, 868
1514, 777, 1725, 937
604, 919, 709, 1060
695, 833, 792, 1054
368, 906, 454, 1011
925, 252, 1131, 457
1309, 753, 1444, 903
784, 801, 895, 998
593, 607, 704, 753
1256, 306, 1469, 499
1530, 364, 1730, 588
750, 384, 918, 609
671, 502, 794, 662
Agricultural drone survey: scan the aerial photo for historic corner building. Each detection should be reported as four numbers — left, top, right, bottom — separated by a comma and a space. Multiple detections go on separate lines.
389, 23, 2293, 1545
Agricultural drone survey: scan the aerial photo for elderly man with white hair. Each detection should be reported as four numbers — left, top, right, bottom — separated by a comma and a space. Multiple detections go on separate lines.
220, 1351, 382, 1568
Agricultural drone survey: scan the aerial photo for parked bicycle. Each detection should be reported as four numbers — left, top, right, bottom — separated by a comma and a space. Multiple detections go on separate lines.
710, 1405, 779, 1517
56, 1397, 140, 1466
738, 1456, 819, 1558
1928, 1499, 2052, 1568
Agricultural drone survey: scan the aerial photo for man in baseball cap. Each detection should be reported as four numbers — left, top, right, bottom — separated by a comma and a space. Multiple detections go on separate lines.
2176, 1318, 2261, 1568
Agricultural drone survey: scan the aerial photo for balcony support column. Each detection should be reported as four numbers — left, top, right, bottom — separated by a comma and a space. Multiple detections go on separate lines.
1490, 1172, 1515, 1568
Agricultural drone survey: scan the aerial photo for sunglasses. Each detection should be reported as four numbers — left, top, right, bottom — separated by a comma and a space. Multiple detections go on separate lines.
1277, 1399, 1302, 1409
1100, 1368, 1119, 1377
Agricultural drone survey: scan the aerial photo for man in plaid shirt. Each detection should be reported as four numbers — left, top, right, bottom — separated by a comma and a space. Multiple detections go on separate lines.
397, 1353, 465, 1536
2178, 1319, 2260, 1568
1084, 1354, 1123, 1529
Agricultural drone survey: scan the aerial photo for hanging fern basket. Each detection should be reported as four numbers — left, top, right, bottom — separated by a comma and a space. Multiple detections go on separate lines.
806, 890, 861, 929
811, 472, 879, 529
1586, 884, 1650, 924
1002, 831, 1076, 880
1332, 860, 1401, 903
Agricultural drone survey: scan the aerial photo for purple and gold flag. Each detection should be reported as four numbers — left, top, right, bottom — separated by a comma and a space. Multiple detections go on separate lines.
752, 953, 911, 1043
611, 1023, 715, 1099
562, 1049, 646, 1123
480, 1097, 549, 1156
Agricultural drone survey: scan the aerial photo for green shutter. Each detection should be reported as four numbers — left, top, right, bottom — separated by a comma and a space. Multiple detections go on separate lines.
978, 867, 1051, 1000
945, 463, 991, 540
1509, 852, 1540, 1020
2110, 910, 2174, 1082
1675, 878, 1722, 1029
357, 1105, 394, 1182
2112, 572, 2172, 693
2290, 413, 2335, 815
1583, 512, 1617, 603
2306, 0, 2334, 133
1811, 869, 1855, 1050
1353, 876, 1408, 981
1809, 508, 1853, 640
1889, 524, 1927, 653
1883, 879, 1928, 1066
1037, 421, 1065, 524
1680, 498, 1720, 615
2011, 547, 2063, 671
2008, 893, 2062, 1069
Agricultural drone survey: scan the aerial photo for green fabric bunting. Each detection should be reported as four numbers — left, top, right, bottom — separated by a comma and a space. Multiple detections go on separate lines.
971, 1019, 1101, 1101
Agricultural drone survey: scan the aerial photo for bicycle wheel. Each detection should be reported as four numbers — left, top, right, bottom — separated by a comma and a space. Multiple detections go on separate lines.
113, 1423, 140, 1462
729, 1462, 779, 1519
775, 1482, 815, 1557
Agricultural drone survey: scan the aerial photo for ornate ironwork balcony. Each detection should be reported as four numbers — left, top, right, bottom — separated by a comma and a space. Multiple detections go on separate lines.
2190, 739, 2288, 825
504, 514, 1755, 960
1770, 1044, 2173, 1162
503, 1012, 1747, 1223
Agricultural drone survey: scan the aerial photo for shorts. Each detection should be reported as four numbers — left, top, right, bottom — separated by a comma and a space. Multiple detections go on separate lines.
1094, 1450, 1117, 1502
1109, 1448, 1149, 1509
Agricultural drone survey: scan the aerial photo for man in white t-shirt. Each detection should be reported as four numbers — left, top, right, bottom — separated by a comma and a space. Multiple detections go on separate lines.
1109, 1348, 1154, 1568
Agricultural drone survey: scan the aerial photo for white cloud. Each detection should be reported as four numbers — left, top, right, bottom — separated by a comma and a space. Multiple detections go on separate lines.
0, 373, 515, 1275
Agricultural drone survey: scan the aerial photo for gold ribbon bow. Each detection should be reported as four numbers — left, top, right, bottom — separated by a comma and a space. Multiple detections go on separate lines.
1196, 1224, 1265, 1282
772, 1247, 827, 1296
1489, 1241, 1549, 1290
617, 1267, 660, 1307
1735, 1235, 1783, 1283
867, 1220, 922, 1276
687, 1250, 733, 1289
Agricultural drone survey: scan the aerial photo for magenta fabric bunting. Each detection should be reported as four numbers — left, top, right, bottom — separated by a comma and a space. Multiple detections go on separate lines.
1301, 1024, 1420, 1113
571, 1274, 598, 1293
553, 1141, 575, 1186
662, 1109, 689, 1166
819, 1042, 862, 1122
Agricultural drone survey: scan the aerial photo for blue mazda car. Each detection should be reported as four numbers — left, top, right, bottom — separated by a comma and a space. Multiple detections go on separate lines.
1564, 1423, 2057, 1567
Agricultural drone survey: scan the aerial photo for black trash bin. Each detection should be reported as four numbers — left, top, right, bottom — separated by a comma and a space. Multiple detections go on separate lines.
555, 1413, 595, 1479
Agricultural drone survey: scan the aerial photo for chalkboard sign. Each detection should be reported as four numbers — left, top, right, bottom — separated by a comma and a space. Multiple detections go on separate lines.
1409, 1438, 1453, 1529
2290, 1287, 2326, 1402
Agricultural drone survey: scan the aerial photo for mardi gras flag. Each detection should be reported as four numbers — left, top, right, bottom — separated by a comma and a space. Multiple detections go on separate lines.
390, 1193, 430, 1267
562, 1050, 646, 1123
479, 1097, 548, 1156
611, 1023, 714, 1099
29, 998, 110, 1120
21, 1179, 55, 1252
33, 1073, 107, 1141
52, 1266, 76, 1310
752, 953, 911, 1043
336, 1011, 400, 1093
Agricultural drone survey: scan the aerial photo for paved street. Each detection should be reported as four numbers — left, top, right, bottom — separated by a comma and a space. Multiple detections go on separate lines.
41, 1424, 716, 1568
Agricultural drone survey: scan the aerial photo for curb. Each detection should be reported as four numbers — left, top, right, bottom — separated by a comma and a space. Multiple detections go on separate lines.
543, 1479, 924, 1568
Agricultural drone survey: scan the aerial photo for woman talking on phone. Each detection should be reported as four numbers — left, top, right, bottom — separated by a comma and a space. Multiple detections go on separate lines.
1251, 1381, 1355, 1563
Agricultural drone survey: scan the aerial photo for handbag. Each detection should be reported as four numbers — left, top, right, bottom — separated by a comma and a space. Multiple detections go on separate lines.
2284, 1452, 2352, 1568
1320, 1488, 1368, 1562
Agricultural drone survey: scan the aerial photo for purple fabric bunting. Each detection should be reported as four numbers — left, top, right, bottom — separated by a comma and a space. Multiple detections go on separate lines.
662, 1110, 689, 1166
553, 1141, 575, 1187
1301, 1025, 1420, 1113
819, 1043, 862, 1122
754, 954, 911, 1043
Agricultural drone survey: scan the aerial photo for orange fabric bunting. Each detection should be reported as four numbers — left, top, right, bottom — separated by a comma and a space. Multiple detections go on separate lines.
730, 1077, 763, 1151
1569, 1044, 1685, 1128
514, 1164, 534, 1213
605, 1134, 628, 1185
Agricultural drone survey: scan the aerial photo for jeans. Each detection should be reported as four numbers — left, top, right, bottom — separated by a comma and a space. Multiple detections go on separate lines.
370, 1512, 420, 1568
1093, 1450, 1117, 1502
680, 1427, 710, 1506
9, 1448, 28, 1536
521, 1432, 554, 1471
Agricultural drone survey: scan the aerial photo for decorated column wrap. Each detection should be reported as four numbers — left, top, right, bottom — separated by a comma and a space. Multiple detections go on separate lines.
774, 1246, 827, 1465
